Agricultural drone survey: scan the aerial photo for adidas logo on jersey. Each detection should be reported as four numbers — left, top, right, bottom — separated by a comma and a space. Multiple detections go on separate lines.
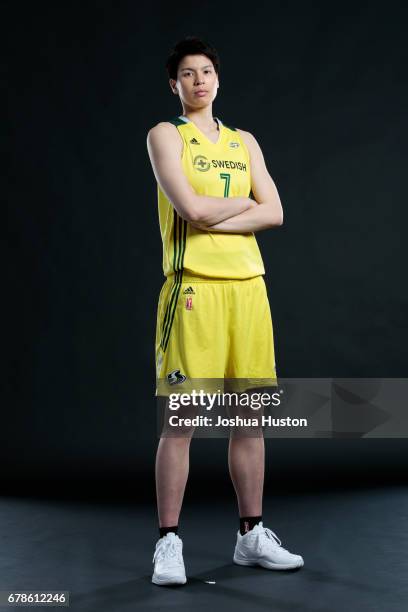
183, 286, 195, 294
190, 137, 200, 145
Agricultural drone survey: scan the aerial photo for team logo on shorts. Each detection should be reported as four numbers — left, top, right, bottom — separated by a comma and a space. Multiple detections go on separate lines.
186, 296, 193, 310
193, 155, 210, 172
167, 369, 187, 385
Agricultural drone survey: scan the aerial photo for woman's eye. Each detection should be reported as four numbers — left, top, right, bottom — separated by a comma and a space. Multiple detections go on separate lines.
183, 70, 211, 76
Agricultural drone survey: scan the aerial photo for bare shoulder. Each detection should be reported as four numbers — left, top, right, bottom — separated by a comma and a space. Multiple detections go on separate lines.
147, 121, 179, 138
146, 121, 182, 151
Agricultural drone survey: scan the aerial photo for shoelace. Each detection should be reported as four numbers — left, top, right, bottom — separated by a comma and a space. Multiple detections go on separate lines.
152, 538, 182, 564
256, 526, 291, 553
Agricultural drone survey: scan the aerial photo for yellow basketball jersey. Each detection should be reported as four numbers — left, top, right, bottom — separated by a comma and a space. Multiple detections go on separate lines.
157, 115, 265, 280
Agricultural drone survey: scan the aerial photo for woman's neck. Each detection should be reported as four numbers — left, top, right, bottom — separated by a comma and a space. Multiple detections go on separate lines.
180, 108, 217, 131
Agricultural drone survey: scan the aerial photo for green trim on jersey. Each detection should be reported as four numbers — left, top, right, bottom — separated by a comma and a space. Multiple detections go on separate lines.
160, 210, 187, 352
169, 115, 235, 131
222, 122, 236, 131
168, 116, 187, 127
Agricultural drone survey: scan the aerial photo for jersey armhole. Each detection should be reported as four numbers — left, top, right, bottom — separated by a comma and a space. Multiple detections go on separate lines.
165, 117, 185, 160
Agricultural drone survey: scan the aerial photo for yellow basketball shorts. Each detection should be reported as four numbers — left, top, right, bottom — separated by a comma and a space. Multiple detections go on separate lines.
155, 273, 277, 396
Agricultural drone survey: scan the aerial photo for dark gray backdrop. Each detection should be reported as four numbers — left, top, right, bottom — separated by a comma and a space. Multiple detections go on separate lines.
4, 1, 408, 500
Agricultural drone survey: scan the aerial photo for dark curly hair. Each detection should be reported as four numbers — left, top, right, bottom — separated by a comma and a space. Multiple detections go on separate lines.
165, 36, 220, 81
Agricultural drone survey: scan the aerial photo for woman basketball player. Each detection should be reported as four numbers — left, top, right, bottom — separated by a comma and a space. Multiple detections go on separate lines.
147, 36, 304, 586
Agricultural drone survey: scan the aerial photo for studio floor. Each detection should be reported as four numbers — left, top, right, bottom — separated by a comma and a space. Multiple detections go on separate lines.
0, 485, 407, 611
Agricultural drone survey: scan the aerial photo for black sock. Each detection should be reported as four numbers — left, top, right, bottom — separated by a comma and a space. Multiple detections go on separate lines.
159, 525, 178, 538
240, 516, 262, 535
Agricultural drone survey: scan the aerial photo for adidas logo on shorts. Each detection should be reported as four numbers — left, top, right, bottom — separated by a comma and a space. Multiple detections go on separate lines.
183, 286, 195, 294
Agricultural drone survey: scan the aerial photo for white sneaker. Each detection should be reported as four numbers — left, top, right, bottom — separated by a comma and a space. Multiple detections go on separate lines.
233, 521, 304, 570
152, 532, 187, 585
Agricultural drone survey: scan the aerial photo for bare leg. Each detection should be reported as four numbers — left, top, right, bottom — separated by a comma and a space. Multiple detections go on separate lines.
228, 434, 264, 516
155, 437, 192, 527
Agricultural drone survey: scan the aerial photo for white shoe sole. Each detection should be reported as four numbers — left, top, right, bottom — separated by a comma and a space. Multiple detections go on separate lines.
234, 554, 304, 570
152, 573, 187, 586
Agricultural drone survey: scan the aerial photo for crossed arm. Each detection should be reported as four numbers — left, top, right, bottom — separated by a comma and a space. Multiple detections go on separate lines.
147, 123, 283, 234
190, 130, 283, 234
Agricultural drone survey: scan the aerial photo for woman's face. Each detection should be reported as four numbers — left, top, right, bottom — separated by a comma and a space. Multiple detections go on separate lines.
171, 54, 219, 108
